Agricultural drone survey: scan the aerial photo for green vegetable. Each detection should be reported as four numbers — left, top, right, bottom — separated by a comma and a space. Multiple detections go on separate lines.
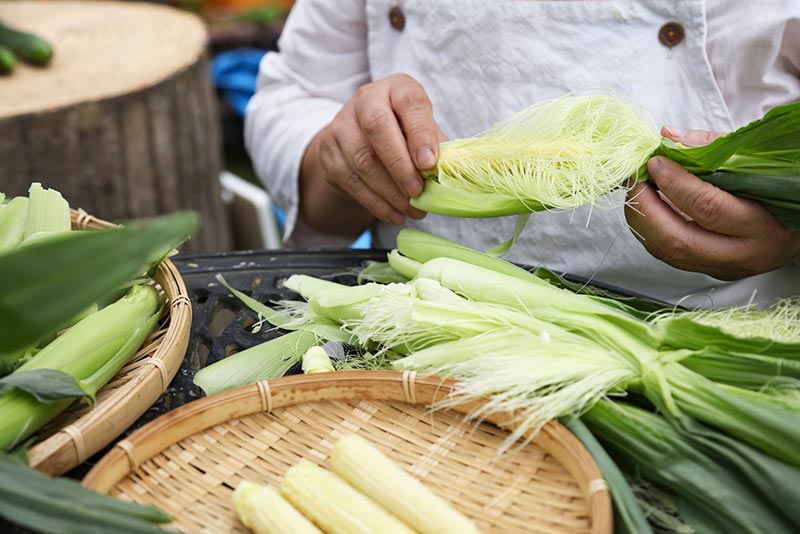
413, 94, 660, 216
415, 94, 800, 229
583, 400, 800, 533
0, 211, 198, 353
206, 227, 800, 532
194, 329, 319, 396
0, 195, 28, 252
0, 284, 161, 450
0, 451, 170, 533
0, 22, 53, 65
0, 43, 16, 74
562, 416, 653, 534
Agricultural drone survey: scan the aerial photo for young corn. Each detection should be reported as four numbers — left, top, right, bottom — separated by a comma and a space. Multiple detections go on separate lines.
0, 284, 161, 450
233, 480, 321, 534
331, 434, 480, 534
279, 459, 415, 534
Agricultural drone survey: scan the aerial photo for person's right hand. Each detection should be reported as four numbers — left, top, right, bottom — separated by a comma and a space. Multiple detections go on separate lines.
300, 74, 446, 234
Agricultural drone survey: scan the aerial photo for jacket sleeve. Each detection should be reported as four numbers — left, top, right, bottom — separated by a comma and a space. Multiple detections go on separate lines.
244, 0, 369, 240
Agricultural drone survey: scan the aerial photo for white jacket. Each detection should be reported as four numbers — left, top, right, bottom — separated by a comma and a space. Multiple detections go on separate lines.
246, 0, 800, 307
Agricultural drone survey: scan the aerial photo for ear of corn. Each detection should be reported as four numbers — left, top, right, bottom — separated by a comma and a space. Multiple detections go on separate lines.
233, 480, 322, 534
413, 93, 660, 215
301, 346, 334, 374
0, 284, 161, 451
0, 211, 198, 354
194, 329, 319, 396
22, 183, 70, 246
330, 434, 480, 534
0, 195, 29, 252
414, 94, 800, 230
279, 459, 415, 534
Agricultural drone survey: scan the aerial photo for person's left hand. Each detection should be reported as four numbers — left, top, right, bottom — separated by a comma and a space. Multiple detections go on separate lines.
625, 126, 800, 280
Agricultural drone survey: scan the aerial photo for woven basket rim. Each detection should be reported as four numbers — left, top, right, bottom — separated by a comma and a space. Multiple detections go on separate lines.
82, 370, 613, 534
24, 210, 192, 475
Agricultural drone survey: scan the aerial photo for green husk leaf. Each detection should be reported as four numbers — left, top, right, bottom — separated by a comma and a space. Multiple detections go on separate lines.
357, 259, 410, 284
411, 178, 534, 216
0, 196, 28, 252
485, 213, 530, 257
584, 399, 798, 533
562, 416, 653, 534
22, 183, 71, 245
645, 363, 800, 467
681, 349, 800, 389
385, 250, 422, 280
216, 274, 294, 330
194, 329, 319, 395
0, 451, 170, 534
0, 369, 93, 404
650, 101, 800, 228
0, 211, 198, 353
672, 415, 800, 528
654, 300, 800, 358
653, 102, 800, 173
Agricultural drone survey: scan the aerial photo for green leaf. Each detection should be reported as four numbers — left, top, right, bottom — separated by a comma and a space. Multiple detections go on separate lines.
562, 416, 653, 534
217, 274, 294, 330
0, 211, 198, 353
0, 369, 93, 404
0, 451, 170, 533
650, 101, 800, 228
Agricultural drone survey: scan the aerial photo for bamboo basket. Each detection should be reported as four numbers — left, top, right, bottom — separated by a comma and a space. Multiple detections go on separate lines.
83, 371, 613, 533
24, 210, 192, 476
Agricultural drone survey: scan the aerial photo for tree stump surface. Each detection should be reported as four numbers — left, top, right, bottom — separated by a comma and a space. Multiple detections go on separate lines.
0, 1, 232, 252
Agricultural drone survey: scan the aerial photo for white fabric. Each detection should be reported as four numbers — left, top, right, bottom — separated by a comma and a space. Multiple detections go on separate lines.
245, 0, 800, 307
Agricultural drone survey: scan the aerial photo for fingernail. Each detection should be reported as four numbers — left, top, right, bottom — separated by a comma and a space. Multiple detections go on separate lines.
403, 176, 423, 197
647, 156, 664, 175
664, 125, 687, 140
417, 147, 436, 170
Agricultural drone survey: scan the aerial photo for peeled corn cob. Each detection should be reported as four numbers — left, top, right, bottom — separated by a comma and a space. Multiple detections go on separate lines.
331, 434, 480, 534
233, 480, 321, 534
279, 459, 415, 534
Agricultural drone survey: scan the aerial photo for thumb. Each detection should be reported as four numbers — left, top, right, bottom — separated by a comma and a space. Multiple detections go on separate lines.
661, 125, 727, 147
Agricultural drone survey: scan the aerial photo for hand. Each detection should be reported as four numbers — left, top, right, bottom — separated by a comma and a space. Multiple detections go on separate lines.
625, 126, 800, 280
300, 74, 446, 235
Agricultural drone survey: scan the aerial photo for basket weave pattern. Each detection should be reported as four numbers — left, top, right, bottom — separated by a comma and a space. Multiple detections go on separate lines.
84, 371, 611, 533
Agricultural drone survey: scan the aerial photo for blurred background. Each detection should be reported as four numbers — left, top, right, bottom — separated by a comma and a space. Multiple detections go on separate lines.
0, 0, 368, 253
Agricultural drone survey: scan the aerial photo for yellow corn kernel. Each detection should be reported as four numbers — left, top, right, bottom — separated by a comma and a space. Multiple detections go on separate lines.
331, 434, 480, 534
280, 459, 415, 534
233, 480, 321, 534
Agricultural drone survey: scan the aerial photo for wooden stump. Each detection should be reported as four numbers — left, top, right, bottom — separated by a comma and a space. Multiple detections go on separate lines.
0, 1, 232, 252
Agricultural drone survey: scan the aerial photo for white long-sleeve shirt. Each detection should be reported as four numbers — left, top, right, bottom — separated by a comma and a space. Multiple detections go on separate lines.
246, 0, 800, 307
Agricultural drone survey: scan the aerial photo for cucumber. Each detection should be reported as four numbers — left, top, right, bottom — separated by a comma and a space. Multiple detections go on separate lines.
0, 43, 15, 74
0, 23, 52, 65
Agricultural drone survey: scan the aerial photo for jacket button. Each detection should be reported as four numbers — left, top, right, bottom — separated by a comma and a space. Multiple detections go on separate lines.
389, 6, 405, 31
658, 22, 685, 48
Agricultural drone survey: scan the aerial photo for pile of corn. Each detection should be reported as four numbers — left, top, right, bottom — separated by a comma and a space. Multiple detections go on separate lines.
233, 434, 479, 534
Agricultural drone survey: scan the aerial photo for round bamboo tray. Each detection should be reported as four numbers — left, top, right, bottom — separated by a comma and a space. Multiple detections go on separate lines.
25, 210, 192, 476
83, 371, 613, 533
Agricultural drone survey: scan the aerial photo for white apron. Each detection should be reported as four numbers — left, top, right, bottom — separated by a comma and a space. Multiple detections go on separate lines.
362, 0, 800, 307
